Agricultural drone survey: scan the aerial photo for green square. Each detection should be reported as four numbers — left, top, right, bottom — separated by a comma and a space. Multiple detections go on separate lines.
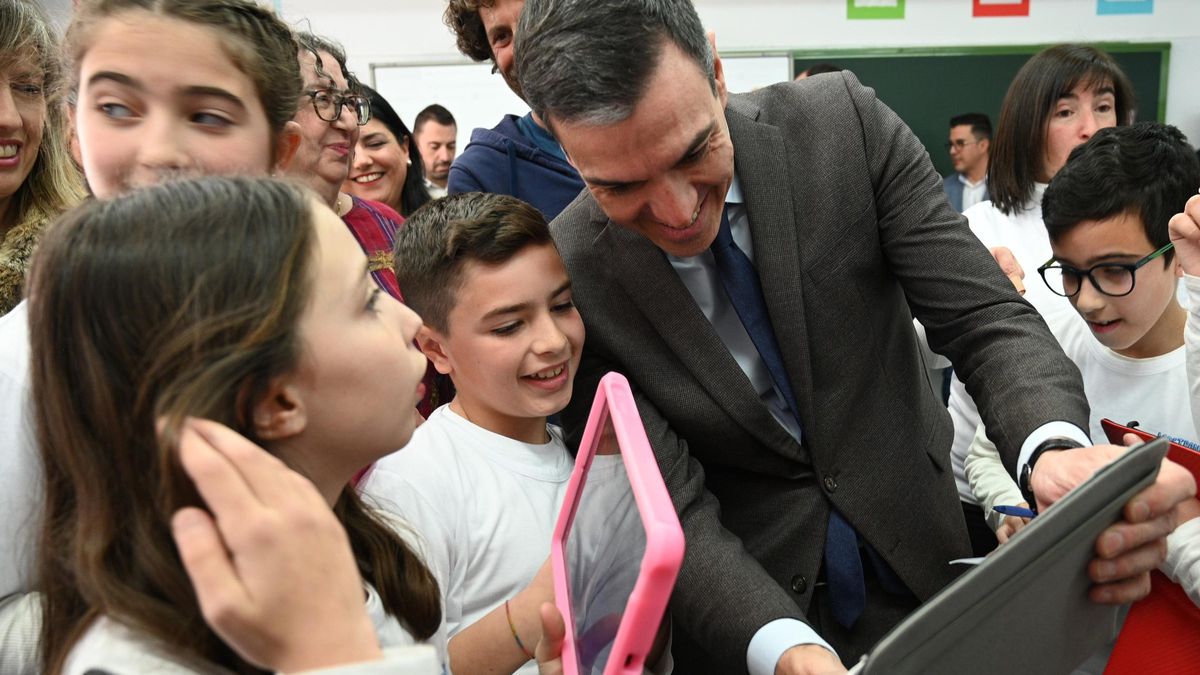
847, 0, 906, 19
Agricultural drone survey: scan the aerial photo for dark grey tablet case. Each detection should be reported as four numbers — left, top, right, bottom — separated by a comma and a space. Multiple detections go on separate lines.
852, 438, 1169, 675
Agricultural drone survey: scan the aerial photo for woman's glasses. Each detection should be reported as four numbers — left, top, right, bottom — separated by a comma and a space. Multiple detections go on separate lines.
304, 88, 371, 126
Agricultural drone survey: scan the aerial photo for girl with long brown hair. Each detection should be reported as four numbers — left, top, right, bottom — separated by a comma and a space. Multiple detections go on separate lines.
30, 176, 441, 673
0, 0, 306, 640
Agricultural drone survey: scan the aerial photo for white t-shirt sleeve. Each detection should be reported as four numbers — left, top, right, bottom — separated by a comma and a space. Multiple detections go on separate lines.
1161, 516, 1200, 608
1185, 274, 1200, 440
0, 592, 39, 675
0, 303, 38, 599
965, 423, 1025, 530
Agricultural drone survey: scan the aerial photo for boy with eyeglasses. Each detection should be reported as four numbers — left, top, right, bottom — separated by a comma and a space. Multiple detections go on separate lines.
965, 122, 1200, 549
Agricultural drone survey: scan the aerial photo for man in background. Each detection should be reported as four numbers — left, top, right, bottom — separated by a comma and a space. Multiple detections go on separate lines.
443, 0, 586, 220
413, 103, 458, 198
794, 62, 841, 80
943, 112, 991, 212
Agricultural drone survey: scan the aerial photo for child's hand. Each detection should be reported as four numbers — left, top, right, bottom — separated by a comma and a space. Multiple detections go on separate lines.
535, 602, 566, 675
1169, 192, 1200, 276
990, 246, 1025, 296
169, 418, 382, 673
995, 501, 1032, 544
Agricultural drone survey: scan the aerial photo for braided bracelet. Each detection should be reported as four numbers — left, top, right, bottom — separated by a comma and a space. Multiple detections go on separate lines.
505, 599, 535, 661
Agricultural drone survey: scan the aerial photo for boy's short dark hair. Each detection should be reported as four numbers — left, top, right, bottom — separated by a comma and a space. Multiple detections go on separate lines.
1043, 122, 1200, 264
393, 193, 555, 332
949, 112, 992, 141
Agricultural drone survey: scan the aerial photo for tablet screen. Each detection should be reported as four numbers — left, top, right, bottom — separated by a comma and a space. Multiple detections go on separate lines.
565, 414, 645, 674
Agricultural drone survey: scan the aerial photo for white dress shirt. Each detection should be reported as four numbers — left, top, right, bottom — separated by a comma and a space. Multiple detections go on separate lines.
666, 175, 835, 674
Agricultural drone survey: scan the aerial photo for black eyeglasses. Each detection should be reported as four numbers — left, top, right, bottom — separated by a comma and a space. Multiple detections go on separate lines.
1037, 243, 1175, 298
304, 88, 371, 126
944, 139, 979, 151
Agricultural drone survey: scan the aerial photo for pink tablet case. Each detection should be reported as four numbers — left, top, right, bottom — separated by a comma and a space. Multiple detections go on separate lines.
551, 372, 685, 675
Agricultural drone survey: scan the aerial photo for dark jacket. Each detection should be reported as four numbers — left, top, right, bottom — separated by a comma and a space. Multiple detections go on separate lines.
447, 114, 586, 220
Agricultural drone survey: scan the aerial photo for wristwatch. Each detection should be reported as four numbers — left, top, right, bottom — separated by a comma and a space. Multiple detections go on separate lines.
1018, 437, 1085, 513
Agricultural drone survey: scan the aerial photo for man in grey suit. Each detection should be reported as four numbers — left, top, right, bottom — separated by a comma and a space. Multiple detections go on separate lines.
514, 1, 1195, 673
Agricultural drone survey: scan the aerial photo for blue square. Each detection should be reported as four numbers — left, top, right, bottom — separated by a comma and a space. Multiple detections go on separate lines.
1097, 0, 1154, 15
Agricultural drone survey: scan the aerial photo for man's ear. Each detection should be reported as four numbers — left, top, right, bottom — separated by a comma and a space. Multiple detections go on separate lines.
272, 121, 303, 175
250, 376, 308, 441
980, 138, 991, 155
707, 31, 728, 107
417, 325, 454, 377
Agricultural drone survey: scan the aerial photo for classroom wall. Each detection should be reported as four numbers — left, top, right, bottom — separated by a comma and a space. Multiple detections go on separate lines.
278, 0, 1200, 147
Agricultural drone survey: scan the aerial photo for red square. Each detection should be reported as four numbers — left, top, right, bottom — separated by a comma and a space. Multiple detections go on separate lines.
973, 0, 1030, 16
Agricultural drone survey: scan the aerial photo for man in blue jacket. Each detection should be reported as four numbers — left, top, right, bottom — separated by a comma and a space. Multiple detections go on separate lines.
443, 0, 586, 219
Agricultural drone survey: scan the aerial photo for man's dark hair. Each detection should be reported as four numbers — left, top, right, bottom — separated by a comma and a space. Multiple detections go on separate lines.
989, 44, 1135, 216
949, 113, 992, 141
444, 0, 494, 63
414, 103, 457, 134
802, 62, 842, 77
516, 0, 715, 126
1043, 122, 1200, 265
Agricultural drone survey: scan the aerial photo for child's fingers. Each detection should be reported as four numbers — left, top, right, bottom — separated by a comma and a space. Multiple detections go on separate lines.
1168, 210, 1200, 242
989, 246, 1026, 296
187, 418, 296, 508
177, 421, 262, 522
536, 602, 566, 664
172, 507, 253, 632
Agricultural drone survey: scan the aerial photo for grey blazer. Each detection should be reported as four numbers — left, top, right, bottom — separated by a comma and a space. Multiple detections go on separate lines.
551, 72, 1088, 673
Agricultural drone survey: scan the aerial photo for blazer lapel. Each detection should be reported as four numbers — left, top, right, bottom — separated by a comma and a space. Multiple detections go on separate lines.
725, 103, 818, 441
598, 223, 791, 450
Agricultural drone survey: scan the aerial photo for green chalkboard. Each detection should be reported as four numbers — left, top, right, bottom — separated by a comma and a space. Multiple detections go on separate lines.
792, 44, 1169, 178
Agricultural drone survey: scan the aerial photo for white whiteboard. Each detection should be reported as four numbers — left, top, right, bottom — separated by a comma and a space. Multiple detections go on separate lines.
371, 61, 528, 157
369, 54, 791, 151
721, 54, 792, 92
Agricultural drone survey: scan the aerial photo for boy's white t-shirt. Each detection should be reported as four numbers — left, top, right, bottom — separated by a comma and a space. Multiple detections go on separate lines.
1050, 311, 1194, 444
966, 307, 1196, 526
362, 405, 621, 675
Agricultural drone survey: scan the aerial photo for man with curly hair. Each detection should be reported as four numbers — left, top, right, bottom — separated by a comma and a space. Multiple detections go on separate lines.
442, 0, 585, 220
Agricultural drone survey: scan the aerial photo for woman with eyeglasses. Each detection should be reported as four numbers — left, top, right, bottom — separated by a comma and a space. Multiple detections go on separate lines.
288, 34, 400, 295
288, 33, 451, 420
937, 44, 1136, 555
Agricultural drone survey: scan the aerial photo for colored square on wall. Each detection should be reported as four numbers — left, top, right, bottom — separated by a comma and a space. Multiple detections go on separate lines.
973, 0, 1030, 17
1097, 0, 1153, 15
847, 0, 905, 20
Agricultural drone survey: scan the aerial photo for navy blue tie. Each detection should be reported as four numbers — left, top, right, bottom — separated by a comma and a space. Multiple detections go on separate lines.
710, 207, 866, 628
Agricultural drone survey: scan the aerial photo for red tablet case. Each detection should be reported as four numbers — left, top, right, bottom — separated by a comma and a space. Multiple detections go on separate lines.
1101, 419, 1200, 675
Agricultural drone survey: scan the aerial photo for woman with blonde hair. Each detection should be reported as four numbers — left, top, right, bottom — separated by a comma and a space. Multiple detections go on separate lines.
0, 0, 85, 315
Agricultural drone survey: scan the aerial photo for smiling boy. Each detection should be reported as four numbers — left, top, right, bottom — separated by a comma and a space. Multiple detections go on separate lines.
360, 192, 588, 675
